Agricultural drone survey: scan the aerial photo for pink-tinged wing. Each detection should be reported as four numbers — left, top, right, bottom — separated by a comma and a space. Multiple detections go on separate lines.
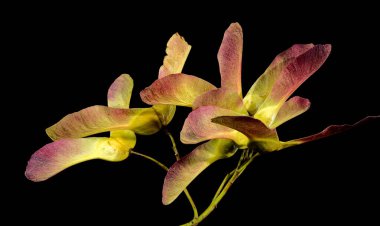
140, 74, 217, 107
162, 139, 237, 205
107, 74, 137, 138
46, 105, 161, 140
244, 44, 326, 115
158, 33, 191, 78
243, 44, 314, 115
218, 23, 243, 96
192, 88, 248, 114
211, 116, 282, 152
266, 44, 314, 71
270, 96, 311, 128
252, 44, 331, 127
180, 106, 249, 147
107, 74, 134, 109
155, 33, 190, 125
25, 137, 135, 182
284, 116, 380, 146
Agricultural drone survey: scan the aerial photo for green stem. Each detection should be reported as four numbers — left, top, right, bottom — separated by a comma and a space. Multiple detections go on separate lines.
132, 128, 200, 220
181, 150, 260, 226
130, 150, 168, 171
130, 150, 198, 219
212, 170, 235, 201
165, 129, 180, 160
164, 129, 199, 219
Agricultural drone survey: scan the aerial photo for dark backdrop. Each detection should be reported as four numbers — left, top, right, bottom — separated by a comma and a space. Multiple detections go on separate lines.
7, 3, 379, 225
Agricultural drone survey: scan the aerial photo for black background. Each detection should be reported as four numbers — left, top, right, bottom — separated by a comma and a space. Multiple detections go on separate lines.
6, 3, 380, 225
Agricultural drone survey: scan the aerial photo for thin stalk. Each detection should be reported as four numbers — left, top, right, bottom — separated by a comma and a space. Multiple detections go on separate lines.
181, 150, 260, 226
131, 150, 198, 219
212, 170, 235, 201
130, 150, 168, 171
212, 149, 248, 201
165, 129, 180, 160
